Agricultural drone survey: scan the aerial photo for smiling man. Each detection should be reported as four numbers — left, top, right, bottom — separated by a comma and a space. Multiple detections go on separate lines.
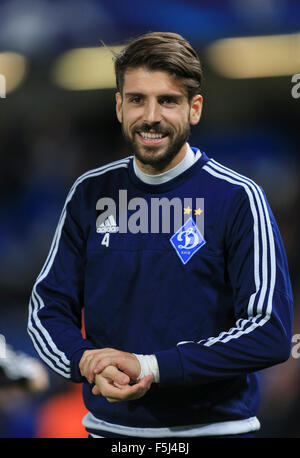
28, 32, 293, 438
117, 66, 202, 174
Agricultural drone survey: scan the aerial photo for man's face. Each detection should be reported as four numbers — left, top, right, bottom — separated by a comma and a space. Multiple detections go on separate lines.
116, 67, 202, 172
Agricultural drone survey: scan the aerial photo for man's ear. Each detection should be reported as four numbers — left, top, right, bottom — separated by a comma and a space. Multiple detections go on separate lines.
115, 92, 123, 123
189, 94, 203, 125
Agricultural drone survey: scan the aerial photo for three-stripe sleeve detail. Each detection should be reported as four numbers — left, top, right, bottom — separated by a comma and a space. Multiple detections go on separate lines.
27, 159, 130, 377
178, 159, 276, 348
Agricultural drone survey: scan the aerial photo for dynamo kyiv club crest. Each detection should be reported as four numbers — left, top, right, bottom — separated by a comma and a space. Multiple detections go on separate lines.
170, 217, 206, 265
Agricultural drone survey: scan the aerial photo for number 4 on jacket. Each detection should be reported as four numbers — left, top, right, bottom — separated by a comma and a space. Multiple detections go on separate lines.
101, 233, 110, 247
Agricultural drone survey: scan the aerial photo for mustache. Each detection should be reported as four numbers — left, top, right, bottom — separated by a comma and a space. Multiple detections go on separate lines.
133, 123, 171, 135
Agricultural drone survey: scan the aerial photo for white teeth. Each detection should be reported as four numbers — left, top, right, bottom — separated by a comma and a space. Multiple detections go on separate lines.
140, 132, 164, 139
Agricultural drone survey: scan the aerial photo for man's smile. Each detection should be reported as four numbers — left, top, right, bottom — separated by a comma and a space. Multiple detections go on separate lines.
136, 130, 169, 146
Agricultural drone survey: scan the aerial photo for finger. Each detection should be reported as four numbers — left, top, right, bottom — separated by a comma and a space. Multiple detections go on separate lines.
92, 385, 101, 396
112, 370, 130, 386
79, 349, 117, 381
85, 355, 114, 384
79, 354, 89, 377
95, 373, 154, 402
93, 357, 115, 377
94, 355, 140, 381
100, 379, 137, 400
92, 386, 121, 399
79, 352, 89, 373
86, 364, 97, 384
80, 353, 97, 382
107, 374, 153, 401
126, 375, 154, 399
114, 358, 140, 381
101, 365, 130, 386
131, 374, 153, 389
92, 374, 116, 397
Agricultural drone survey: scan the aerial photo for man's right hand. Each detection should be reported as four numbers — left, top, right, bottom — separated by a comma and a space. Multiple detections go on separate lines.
79, 348, 140, 385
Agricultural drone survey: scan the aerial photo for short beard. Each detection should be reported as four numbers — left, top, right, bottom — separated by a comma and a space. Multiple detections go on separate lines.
122, 122, 191, 172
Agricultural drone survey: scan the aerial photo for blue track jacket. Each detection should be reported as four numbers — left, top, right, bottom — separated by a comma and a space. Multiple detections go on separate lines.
28, 147, 293, 437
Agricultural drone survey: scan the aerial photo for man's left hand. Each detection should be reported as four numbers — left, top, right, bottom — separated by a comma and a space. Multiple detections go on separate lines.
92, 365, 153, 402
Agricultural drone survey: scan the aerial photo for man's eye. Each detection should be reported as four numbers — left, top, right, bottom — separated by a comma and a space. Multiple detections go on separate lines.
161, 98, 176, 105
130, 97, 142, 103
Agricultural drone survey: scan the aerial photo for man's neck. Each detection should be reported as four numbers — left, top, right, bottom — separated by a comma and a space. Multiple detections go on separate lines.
133, 144, 201, 185
134, 143, 187, 176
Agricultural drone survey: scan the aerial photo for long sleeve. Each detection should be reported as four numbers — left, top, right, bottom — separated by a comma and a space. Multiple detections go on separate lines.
155, 177, 293, 387
27, 181, 96, 382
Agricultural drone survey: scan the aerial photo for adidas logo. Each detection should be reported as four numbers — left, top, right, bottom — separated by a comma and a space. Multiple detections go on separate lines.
96, 215, 119, 234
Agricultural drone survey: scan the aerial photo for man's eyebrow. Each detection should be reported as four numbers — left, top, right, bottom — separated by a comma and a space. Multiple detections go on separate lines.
158, 93, 184, 100
124, 92, 144, 98
124, 92, 184, 100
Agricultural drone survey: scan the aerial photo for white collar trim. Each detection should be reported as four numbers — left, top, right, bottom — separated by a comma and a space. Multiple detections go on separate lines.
133, 143, 201, 185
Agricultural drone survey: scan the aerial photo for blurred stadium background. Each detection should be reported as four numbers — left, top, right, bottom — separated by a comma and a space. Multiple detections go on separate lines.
0, 0, 299, 438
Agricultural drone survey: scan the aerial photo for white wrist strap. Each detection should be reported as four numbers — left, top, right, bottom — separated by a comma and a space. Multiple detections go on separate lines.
133, 354, 160, 383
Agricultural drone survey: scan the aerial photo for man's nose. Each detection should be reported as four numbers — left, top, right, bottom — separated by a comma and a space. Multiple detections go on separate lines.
143, 100, 162, 124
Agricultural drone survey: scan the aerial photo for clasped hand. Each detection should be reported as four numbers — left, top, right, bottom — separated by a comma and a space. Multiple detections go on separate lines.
79, 348, 153, 403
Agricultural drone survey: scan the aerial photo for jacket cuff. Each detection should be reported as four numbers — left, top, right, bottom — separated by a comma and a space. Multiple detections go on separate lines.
154, 347, 184, 386
69, 340, 96, 383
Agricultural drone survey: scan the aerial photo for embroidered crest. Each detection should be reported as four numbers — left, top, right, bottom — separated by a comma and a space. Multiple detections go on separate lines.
170, 217, 206, 265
